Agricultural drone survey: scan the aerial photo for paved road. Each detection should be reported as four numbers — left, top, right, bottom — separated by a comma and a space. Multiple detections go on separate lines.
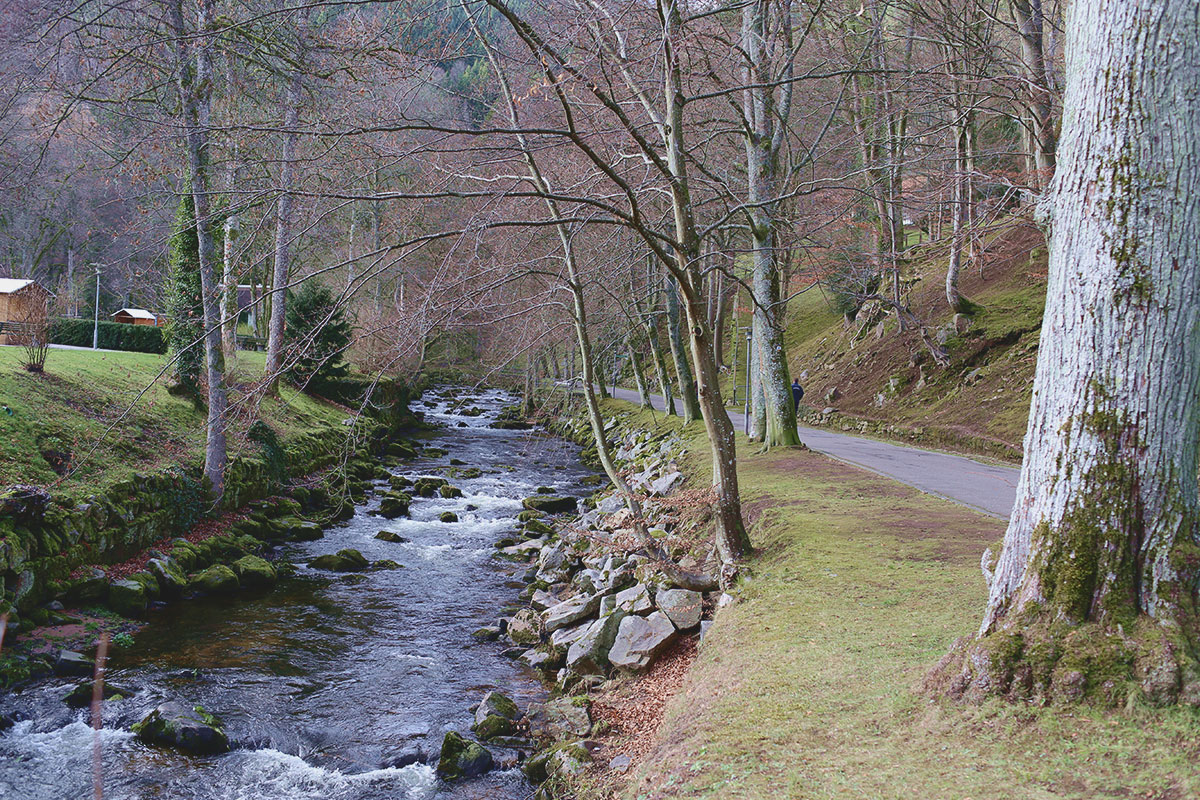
608, 386, 1020, 520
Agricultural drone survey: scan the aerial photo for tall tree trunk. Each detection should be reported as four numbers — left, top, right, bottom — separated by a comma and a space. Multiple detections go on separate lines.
712, 274, 731, 368
627, 330, 652, 408
741, 0, 799, 448
1011, 0, 1057, 190
661, 0, 751, 570
221, 139, 240, 359
949, 0, 1200, 706
167, 0, 227, 497
65, 245, 75, 316
264, 68, 302, 394
664, 274, 700, 424
644, 308, 676, 415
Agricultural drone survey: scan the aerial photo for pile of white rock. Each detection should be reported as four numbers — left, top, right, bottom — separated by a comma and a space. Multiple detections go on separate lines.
493, 417, 721, 695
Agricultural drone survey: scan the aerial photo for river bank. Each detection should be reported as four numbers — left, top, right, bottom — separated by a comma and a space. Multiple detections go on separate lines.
551, 400, 1200, 800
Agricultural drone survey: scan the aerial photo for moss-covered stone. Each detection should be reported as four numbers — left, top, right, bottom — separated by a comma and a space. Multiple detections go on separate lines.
108, 579, 148, 617
438, 484, 464, 499
436, 731, 493, 780
231, 555, 276, 589
379, 492, 411, 519
440, 511, 459, 523
521, 495, 577, 515
413, 477, 448, 497
132, 702, 230, 755
308, 549, 369, 572
189, 565, 240, 595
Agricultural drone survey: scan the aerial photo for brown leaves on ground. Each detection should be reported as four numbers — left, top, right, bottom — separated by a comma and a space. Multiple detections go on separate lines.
587, 635, 698, 793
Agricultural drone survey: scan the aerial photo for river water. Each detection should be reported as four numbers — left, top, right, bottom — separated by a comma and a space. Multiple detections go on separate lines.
0, 388, 590, 799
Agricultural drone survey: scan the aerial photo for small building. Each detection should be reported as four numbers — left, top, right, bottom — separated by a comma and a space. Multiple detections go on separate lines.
0, 278, 54, 345
111, 308, 163, 327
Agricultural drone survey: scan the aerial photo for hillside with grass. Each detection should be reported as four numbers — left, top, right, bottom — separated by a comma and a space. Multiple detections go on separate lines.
0, 347, 348, 497
770, 218, 1047, 461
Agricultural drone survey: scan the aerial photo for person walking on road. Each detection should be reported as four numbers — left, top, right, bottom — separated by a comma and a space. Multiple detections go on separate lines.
791, 379, 804, 415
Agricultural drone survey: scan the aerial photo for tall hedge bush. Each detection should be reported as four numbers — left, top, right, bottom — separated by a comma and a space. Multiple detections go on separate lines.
50, 318, 167, 354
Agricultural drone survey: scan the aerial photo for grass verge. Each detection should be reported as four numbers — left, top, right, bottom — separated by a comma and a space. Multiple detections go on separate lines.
595, 401, 1200, 800
0, 346, 346, 496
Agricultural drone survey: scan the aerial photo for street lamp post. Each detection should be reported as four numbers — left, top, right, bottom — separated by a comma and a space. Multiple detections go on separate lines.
92, 264, 102, 349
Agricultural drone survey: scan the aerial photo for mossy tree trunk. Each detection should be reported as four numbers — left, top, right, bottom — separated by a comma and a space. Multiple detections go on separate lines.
742, 0, 800, 448
951, 0, 1200, 706
167, 0, 228, 498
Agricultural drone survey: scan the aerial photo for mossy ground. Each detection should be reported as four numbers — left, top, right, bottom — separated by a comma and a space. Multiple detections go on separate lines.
592, 401, 1200, 800
0, 346, 346, 496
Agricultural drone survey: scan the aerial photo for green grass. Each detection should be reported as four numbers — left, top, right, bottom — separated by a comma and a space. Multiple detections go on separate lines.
598, 401, 1200, 800
0, 346, 346, 496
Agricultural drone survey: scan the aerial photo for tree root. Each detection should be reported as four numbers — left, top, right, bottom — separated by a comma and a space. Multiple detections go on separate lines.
925, 618, 1200, 707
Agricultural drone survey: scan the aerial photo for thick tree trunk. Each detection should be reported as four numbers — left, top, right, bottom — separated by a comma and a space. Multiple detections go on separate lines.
168, 0, 227, 498
949, 0, 1200, 706
264, 68, 302, 394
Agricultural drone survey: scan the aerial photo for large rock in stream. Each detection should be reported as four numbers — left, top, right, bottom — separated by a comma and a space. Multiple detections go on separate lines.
308, 549, 369, 572
521, 494, 578, 515
231, 555, 276, 589
132, 702, 230, 755
472, 690, 521, 740
437, 731, 494, 780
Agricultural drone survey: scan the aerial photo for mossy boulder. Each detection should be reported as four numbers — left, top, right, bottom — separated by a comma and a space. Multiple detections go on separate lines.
379, 492, 412, 519
280, 517, 324, 542
127, 571, 161, 601
147, 558, 188, 599
389, 475, 414, 490
438, 484, 464, 499
472, 713, 512, 740
523, 519, 555, 538
475, 690, 521, 724
231, 555, 276, 589
437, 731, 494, 780
108, 579, 148, 617
375, 530, 409, 543
65, 680, 136, 708
522, 495, 577, 515
413, 477, 448, 498
536, 486, 557, 494
132, 702, 229, 755
189, 565, 240, 595
516, 510, 544, 522
387, 441, 417, 459
369, 559, 403, 571
308, 549, 369, 572
440, 512, 459, 523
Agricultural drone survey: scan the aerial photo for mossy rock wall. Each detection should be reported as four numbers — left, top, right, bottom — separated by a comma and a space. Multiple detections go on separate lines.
0, 382, 414, 616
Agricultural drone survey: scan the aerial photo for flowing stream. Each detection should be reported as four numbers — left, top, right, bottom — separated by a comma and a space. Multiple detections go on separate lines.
0, 388, 590, 799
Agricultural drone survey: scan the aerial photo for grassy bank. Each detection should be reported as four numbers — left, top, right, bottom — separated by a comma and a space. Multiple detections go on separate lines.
593, 401, 1200, 800
0, 346, 348, 496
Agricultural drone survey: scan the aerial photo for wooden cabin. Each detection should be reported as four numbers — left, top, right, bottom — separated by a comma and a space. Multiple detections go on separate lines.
111, 308, 163, 326
0, 278, 53, 345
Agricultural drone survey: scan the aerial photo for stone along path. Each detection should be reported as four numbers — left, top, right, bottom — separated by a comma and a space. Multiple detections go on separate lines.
607, 387, 1020, 520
